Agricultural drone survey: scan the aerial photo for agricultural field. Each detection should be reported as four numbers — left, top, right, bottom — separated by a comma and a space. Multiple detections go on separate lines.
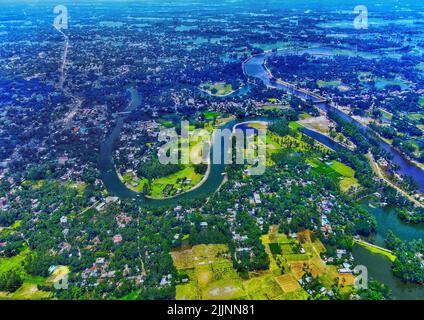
262, 228, 355, 296
307, 159, 359, 192
171, 229, 354, 300
172, 244, 245, 300
172, 243, 309, 300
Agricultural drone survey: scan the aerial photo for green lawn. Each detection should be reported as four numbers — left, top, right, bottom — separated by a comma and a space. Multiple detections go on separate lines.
263, 104, 290, 111
0, 250, 27, 274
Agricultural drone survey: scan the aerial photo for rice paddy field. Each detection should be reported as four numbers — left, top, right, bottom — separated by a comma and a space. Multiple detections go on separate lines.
172, 229, 353, 300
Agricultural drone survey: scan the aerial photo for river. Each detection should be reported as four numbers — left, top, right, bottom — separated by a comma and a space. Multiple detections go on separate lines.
243, 51, 424, 192
99, 89, 267, 207
98, 54, 424, 299
243, 51, 424, 299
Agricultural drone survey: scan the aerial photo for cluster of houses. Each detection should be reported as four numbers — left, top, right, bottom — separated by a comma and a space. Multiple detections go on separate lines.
317, 198, 335, 238
114, 120, 160, 178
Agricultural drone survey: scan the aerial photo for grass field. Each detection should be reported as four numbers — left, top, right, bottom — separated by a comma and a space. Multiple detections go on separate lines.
150, 166, 203, 198
316, 80, 342, 88
419, 97, 424, 108
203, 111, 221, 120
288, 121, 303, 130
354, 241, 397, 262
172, 229, 354, 301
200, 82, 233, 97
262, 104, 290, 111
307, 158, 359, 192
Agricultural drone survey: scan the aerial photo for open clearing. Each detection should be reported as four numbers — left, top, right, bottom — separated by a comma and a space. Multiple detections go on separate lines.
298, 115, 331, 134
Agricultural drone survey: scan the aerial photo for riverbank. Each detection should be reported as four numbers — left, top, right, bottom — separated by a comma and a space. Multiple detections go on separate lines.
354, 239, 396, 262
366, 151, 423, 207
243, 48, 424, 194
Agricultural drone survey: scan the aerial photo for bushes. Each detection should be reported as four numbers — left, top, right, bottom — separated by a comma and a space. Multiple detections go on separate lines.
137, 158, 183, 180
0, 269, 23, 293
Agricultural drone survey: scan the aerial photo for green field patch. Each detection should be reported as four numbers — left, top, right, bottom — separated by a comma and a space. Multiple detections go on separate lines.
316, 80, 342, 88
268, 243, 282, 255
202, 278, 245, 300
280, 244, 294, 255
275, 287, 309, 300
0, 283, 52, 300
406, 112, 424, 122
289, 121, 303, 130
283, 254, 309, 262
374, 77, 409, 90
203, 111, 221, 120
329, 161, 355, 178
307, 158, 359, 191
200, 82, 233, 97
243, 274, 284, 300
176, 281, 200, 300
263, 104, 290, 111
0, 250, 27, 275
340, 177, 360, 192
354, 241, 396, 262
150, 166, 203, 198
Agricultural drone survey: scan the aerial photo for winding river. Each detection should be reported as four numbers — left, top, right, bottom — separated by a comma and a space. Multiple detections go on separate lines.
99, 52, 424, 299
243, 51, 424, 299
243, 51, 424, 192
99, 88, 266, 207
